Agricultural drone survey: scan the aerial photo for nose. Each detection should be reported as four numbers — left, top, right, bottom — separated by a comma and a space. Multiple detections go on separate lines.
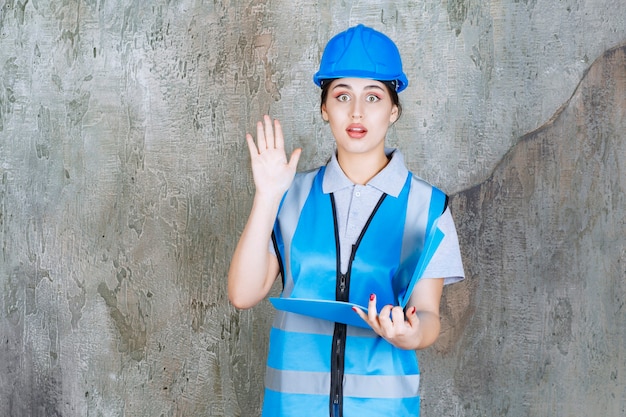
351, 100, 363, 119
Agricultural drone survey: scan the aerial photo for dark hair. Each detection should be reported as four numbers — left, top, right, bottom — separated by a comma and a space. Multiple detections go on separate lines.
319, 79, 403, 120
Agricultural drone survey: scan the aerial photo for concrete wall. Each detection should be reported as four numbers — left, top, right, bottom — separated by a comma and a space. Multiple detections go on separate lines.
422, 45, 626, 417
0, 1, 624, 416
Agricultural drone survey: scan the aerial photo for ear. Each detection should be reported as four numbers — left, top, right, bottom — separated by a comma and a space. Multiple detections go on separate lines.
389, 105, 399, 124
321, 103, 329, 122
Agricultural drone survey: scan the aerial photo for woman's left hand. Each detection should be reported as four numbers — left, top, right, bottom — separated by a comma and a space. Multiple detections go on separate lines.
352, 278, 444, 350
352, 295, 422, 350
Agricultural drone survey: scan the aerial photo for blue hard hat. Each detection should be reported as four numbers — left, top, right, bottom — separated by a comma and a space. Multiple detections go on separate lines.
313, 24, 408, 92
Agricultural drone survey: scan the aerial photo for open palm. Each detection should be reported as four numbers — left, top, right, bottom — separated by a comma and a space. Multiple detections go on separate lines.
246, 115, 301, 199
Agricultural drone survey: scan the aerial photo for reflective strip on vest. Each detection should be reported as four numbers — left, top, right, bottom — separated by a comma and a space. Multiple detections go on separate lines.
265, 367, 420, 398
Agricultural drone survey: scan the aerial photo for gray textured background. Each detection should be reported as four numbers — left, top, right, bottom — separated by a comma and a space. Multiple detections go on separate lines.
0, 1, 624, 416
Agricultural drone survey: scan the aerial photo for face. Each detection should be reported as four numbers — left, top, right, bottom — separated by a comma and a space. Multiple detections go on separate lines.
321, 78, 399, 159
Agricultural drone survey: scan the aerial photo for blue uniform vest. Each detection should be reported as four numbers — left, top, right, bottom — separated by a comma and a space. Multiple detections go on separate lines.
263, 167, 446, 417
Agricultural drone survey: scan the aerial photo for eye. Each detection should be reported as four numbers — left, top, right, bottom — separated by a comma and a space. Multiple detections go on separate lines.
366, 94, 380, 103
336, 93, 350, 102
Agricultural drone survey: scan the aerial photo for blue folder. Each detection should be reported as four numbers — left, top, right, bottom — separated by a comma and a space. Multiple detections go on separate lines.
269, 297, 371, 328
270, 223, 445, 328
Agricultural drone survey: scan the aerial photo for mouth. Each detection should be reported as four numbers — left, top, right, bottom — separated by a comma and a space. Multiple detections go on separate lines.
346, 124, 367, 139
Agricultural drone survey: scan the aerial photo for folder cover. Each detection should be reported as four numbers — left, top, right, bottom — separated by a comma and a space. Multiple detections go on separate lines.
270, 224, 444, 328
269, 297, 371, 328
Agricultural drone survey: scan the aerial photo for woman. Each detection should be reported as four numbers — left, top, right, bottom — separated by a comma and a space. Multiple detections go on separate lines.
229, 24, 464, 417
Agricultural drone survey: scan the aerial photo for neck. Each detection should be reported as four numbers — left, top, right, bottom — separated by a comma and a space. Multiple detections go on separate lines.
337, 150, 389, 185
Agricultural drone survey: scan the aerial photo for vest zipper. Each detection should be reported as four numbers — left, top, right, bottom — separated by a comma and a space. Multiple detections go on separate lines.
330, 321, 346, 417
329, 193, 386, 417
331, 263, 350, 415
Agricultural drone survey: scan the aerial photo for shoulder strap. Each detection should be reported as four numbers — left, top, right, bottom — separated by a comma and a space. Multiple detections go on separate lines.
271, 168, 323, 289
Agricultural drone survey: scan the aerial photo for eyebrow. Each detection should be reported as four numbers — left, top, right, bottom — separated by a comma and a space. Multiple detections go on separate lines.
331, 83, 385, 91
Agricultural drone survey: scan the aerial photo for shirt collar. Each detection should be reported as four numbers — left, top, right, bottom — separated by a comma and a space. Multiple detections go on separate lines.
322, 148, 409, 197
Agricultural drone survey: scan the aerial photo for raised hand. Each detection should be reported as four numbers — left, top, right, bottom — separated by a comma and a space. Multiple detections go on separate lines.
246, 115, 301, 200
228, 116, 301, 309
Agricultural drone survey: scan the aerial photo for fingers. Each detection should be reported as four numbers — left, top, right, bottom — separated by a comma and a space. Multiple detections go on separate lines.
378, 304, 395, 329
353, 295, 421, 349
273, 117, 284, 150
263, 115, 275, 149
367, 294, 379, 323
245, 133, 258, 157
361, 294, 394, 333
244, 116, 300, 197
351, 305, 367, 322
390, 306, 406, 325
256, 119, 267, 151
405, 306, 419, 328
248, 115, 286, 153
288, 148, 302, 171
361, 294, 416, 333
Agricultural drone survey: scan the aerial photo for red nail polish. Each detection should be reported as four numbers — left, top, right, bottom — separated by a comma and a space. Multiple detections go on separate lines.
411, 306, 416, 315
370, 294, 375, 301
351, 306, 358, 312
